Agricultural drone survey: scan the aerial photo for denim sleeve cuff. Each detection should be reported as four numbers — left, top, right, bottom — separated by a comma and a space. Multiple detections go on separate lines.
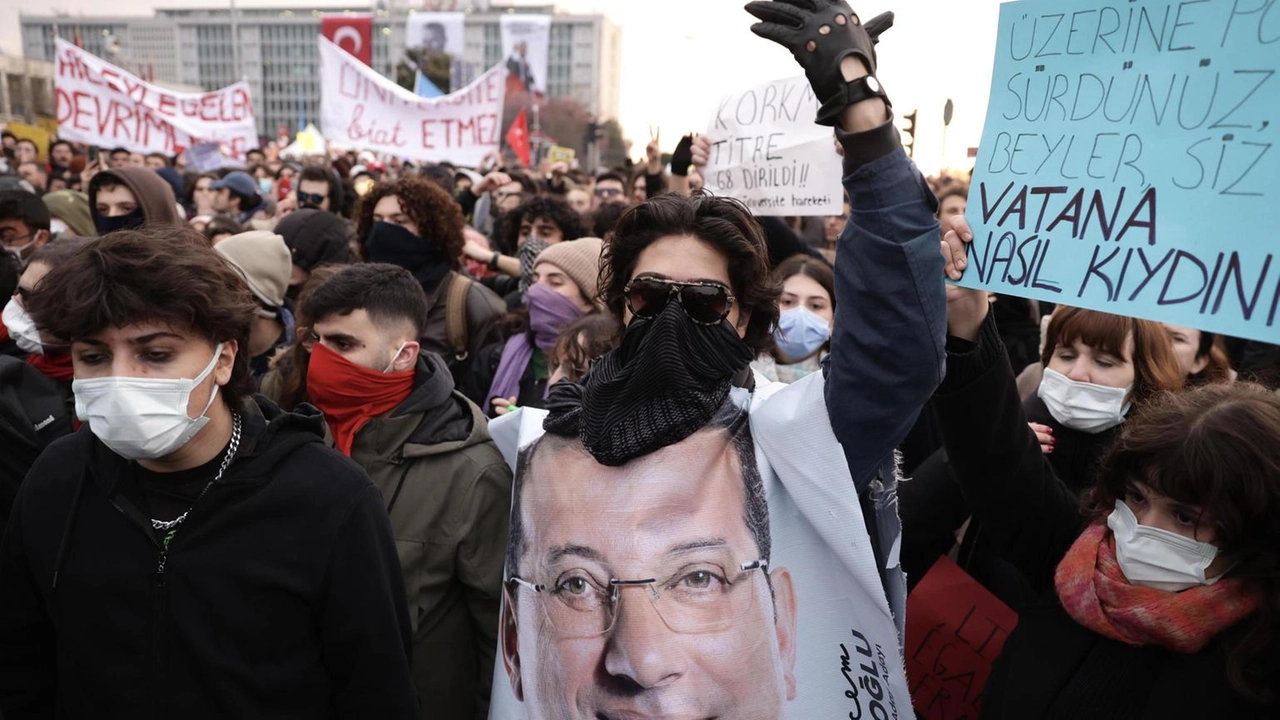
835, 115, 900, 176
939, 311, 1006, 393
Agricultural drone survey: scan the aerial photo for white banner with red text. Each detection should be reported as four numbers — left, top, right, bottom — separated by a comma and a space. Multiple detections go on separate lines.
53, 38, 257, 160
317, 35, 504, 166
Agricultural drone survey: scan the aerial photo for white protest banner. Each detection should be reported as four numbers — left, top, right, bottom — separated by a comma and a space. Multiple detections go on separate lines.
318, 35, 504, 166
704, 75, 843, 216
499, 14, 551, 97
53, 38, 257, 160
407, 11, 465, 59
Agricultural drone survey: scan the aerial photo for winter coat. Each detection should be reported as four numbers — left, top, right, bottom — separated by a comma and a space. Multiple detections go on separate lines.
0, 397, 418, 718
349, 352, 512, 720
933, 314, 1277, 718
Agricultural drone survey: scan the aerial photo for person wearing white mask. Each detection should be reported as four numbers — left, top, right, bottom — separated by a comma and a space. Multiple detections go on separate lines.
752, 254, 836, 384
933, 220, 1280, 716
0, 227, 419, 717
1, 239, 89, 398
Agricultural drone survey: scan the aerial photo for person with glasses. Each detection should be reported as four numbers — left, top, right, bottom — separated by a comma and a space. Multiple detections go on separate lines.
488, 2, 948, 715
590, 172, 627, 211
295, 165, 345, 214
501, 404, 797, 717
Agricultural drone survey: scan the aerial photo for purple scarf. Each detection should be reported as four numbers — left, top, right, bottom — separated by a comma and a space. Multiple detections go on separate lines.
487, 283, 584, 409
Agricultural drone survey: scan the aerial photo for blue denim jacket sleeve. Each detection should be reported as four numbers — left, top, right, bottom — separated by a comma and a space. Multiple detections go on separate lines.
825, 123, 947, 494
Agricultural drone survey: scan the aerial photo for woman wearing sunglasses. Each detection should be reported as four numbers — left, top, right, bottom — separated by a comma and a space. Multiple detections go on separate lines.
490, 4, 949, 710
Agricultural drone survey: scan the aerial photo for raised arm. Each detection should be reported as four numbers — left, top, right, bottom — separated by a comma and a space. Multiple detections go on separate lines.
935, 236, 1086, 591
747, 0, 946, 490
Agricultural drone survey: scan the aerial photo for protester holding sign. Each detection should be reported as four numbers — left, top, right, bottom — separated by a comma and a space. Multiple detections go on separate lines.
931, 222, 1280, 716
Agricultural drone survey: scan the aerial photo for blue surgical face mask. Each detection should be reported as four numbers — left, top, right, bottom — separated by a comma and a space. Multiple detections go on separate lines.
258, 178, 273, 195
774, 306, 831, 362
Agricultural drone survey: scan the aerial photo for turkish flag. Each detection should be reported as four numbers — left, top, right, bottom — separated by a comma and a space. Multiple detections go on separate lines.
321, 14, 373, 66
506, 109, 531, 167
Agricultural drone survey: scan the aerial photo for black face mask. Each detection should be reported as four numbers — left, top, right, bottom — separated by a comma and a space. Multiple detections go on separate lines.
543, 299, 755, 466
94, 207, 146, 236
364, 222, 451, 291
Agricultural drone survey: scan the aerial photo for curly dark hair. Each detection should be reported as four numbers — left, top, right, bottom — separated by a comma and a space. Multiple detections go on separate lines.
515, 196, 587, 241
355, 176, 464, 265
599, 191, 781, 353
25, 227, 257, 410
1083, 382, 1280, 703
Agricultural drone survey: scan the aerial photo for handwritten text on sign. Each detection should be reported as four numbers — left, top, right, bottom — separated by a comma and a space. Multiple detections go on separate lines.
704, 75, 843, 216
317, 35, 503, 166
963, 0, 1280, 343
53, 39, 257, 159
905, 556, 1019, 720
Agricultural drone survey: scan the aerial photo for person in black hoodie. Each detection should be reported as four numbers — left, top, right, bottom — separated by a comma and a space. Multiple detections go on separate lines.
0, 227, 418, 718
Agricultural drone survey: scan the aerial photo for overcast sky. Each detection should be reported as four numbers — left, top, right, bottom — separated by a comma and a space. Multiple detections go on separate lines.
2, 0, 1006, 174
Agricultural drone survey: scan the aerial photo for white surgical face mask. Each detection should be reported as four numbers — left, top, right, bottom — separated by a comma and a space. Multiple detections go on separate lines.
2, 297, 44, 355
1038, 367, 1131, 433
383, 342, 408, 373
72, 343, 224, 460
49, 219, 69, 236
1108, 499, 1223, 592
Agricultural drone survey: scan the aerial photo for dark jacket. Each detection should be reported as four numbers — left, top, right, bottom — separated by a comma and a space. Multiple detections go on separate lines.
421, 270, 506, 390
349, 353, 511, 720
0, 356, 73, 539
933, 314, 1276, 718
461, 338, 548, 414
820, 121, 947, 627
0, 397, 418, 719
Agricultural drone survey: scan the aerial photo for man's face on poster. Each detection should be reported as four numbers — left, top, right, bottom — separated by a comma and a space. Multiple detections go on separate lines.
503, 430, 798, 719
425, 24, 447, 53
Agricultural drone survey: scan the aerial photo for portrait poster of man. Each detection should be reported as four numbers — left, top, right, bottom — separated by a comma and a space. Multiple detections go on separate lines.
487, 377, 912, 719
498, 14, 550, 98
406, 11, 465, 59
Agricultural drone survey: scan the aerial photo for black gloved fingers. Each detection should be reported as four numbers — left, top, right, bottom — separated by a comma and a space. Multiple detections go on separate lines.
749, 21, 802, 46
744, 1, 808, 27
863, 11, 894, 43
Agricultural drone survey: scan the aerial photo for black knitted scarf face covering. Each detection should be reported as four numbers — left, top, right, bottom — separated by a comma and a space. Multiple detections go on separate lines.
543, 299, 755, 466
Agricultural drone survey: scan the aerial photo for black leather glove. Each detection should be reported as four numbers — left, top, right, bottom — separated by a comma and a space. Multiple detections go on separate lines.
670, 135, 695, 177
744, 0, 893, 126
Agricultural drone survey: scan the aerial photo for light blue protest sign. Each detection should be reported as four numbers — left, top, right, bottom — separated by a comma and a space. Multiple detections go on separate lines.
963, 0, 1280, 343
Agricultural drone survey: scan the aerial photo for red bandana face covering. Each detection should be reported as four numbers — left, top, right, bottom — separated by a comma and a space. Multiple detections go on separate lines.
306, 342, 414, 456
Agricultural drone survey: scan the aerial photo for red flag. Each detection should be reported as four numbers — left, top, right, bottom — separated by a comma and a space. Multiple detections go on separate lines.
506, 109, 531, 167
321, 14, 373, 66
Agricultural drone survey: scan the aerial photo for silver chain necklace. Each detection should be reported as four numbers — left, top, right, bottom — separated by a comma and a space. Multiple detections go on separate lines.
150, 412, 242, 531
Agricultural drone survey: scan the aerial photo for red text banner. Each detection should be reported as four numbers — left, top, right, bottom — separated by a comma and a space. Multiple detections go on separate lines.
318, 35, 504, 166
53, 38, 257, 159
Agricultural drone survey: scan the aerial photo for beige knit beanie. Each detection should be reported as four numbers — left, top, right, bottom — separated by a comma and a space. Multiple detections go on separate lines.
535, 237, 605, 302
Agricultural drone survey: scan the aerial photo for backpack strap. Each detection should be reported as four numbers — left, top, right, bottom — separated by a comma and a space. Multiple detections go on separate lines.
445, 273, 473, 362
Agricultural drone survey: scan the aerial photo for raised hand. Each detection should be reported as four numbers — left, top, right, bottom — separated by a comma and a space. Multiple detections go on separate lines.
744, 0, 893, 126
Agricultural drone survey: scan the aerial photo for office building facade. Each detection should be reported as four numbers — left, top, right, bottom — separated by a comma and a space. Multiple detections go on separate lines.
21, 3, 621, 140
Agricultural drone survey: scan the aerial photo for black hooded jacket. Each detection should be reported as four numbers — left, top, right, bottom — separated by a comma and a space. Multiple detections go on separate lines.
0, 396, 418, 718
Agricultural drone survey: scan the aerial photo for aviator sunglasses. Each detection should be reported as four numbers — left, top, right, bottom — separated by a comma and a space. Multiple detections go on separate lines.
623, 277, 736, 325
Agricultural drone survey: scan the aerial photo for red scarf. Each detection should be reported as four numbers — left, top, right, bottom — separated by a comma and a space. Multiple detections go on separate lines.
306, 343, 414, 456
1055, 522, 1260, 653
27, 352, 75, 382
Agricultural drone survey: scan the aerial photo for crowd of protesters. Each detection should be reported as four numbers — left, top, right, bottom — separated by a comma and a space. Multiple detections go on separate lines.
1, 1, 1279, 717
